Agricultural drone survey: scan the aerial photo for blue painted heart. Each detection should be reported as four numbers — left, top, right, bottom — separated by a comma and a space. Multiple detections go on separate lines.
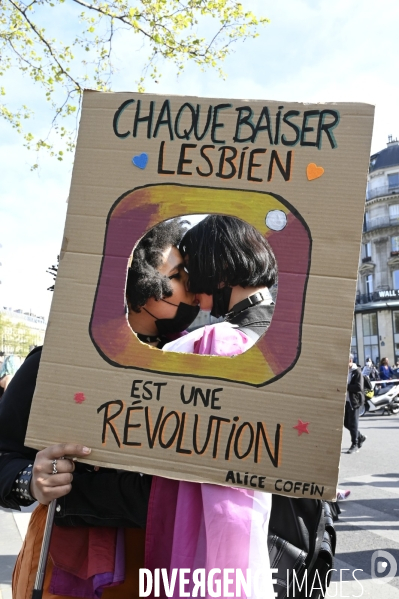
132, 153, 148, 169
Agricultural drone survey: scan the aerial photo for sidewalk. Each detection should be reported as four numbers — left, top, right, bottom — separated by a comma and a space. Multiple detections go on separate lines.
0, 504, 35, 599
331, 473, 399, 598
332, 412, 399, 598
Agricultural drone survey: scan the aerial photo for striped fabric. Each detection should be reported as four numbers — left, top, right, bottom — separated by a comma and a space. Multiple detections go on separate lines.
145, 477, 274, 598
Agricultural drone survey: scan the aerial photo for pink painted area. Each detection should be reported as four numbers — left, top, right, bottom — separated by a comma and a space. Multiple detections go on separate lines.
259, 213, 311, 375
91, 194, 158, 354
74, 392, 86, 404
293, 419, 310, 436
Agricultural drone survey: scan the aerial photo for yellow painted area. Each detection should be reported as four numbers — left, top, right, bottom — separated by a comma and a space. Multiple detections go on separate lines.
133, 185, 290, 235
144, 337, 274, 385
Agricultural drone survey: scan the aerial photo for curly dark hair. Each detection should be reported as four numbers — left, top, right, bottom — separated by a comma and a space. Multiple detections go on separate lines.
126, 218, 188, 312
180, 215, 277, 294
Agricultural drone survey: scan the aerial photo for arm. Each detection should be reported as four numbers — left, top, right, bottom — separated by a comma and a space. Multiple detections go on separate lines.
0, 348, 40, 509
0, 351, 85, 509
0, 375, 12, 390
0, 347, 151, 527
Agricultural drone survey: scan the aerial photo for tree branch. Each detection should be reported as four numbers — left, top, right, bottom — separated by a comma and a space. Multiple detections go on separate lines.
70, 0, 202, 57
8, 0, 82, 90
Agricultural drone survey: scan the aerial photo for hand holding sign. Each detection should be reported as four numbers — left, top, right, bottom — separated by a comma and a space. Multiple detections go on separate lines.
30, 443, 91, 505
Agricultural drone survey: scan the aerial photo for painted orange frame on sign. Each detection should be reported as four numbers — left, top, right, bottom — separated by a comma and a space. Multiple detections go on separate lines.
90, 184, 312, 386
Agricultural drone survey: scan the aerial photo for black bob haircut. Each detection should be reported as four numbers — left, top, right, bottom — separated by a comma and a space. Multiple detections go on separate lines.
180, 215, 277, 294
126, 218, 188, 312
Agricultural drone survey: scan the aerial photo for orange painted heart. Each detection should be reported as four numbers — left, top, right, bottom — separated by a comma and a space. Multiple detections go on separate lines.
307, 163, 324, 181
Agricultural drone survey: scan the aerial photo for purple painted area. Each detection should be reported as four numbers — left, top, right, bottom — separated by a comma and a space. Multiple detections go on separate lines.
91, 196, 158, 347
259, 215, 311, 373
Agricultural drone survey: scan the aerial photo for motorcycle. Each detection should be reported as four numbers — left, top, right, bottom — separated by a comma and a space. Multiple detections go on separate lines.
360, 379, 399, 416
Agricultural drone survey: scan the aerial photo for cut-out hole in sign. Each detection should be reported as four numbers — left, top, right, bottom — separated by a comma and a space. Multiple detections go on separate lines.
125, 214, 278, 356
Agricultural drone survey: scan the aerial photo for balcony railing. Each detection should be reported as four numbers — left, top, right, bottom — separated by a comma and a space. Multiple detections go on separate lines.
362, 256, 372, 263
363, 215, 399, 232
367, 184, 399, 201
355, 293, 374, 305
356, 289, 399, 304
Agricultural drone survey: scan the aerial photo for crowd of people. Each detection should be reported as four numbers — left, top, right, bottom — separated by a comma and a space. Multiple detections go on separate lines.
358, 355, 399, 381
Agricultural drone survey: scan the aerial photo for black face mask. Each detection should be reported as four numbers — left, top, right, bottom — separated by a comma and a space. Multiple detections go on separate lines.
211, 286, 233, 318
144, 300, 200, 336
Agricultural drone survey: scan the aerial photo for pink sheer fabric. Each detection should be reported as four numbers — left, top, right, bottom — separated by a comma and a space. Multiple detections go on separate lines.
163, 322, 256, 355
146, 324, 274, 599
145, 479, 273, 599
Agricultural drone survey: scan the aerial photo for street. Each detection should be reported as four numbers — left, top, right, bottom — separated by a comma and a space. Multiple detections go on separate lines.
1, 411, 399, 599
331, 410, 399, 598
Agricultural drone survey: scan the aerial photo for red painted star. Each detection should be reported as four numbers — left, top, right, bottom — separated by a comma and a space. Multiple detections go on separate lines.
293, 419, 310, 436
74, 392, 86, 404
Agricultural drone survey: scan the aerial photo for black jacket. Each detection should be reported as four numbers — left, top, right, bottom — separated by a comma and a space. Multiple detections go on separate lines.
0, 347, 151, 528
347, 366, 364, 409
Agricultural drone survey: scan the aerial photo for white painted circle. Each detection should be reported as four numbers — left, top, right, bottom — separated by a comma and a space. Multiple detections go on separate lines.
265, 210, 287, 231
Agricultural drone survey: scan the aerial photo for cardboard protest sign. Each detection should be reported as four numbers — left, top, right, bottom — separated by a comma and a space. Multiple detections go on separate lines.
26, 92, 374, 500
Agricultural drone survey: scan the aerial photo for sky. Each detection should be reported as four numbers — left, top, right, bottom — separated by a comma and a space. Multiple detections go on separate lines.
1, 0, 399, 319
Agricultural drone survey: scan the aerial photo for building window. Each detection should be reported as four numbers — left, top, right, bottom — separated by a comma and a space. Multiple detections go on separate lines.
394, 312, 399, 335
393, 270, 399, 290
362, 242, 372, 258
365, 274, 373, 295
363, 211, 370, 232
362, 312, 377, 337
392, 237, 399, 252
351, 319, 358, 364
389, 204, 399, 225
362, 312, 378, 365
388, 173, 399, 190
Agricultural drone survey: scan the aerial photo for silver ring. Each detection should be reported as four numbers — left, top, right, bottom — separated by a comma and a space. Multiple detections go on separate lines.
52, 459, 58, 475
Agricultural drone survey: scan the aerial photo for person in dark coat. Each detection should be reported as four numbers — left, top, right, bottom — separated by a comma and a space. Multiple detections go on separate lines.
344, 353, 366, 454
